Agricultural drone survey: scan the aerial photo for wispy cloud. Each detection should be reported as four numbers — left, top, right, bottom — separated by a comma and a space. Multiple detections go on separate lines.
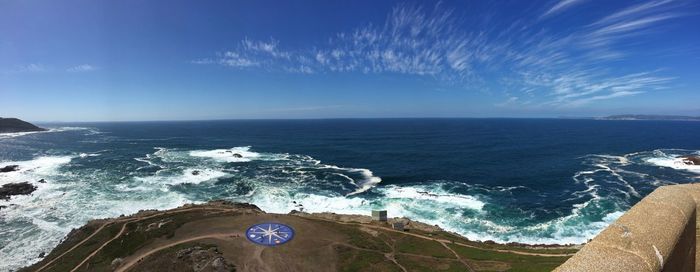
263, 105, 345, 113
541, 0, 587, 18
12, 63, 46, 73
67, 64, 97, 72
194, 1, 691, 107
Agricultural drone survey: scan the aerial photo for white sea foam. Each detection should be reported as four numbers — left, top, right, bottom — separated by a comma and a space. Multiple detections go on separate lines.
246, 189, 370, 215
0, 154, 192, 271
79, 152, 100, 158
0, 156, 73, 186
333, 167, 382, 195
185, 147, 383, 195
10, 146, 696, 271
0, 131, 44, 139
0, 127, 95, 140
380, 185, 485, 210
646, 156, 700, 173
134, 168, 229, 185
190, 146, 261, 162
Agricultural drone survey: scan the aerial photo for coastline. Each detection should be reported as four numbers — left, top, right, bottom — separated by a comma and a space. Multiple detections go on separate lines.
19, 200, 578, 271
22, 200, 580, 271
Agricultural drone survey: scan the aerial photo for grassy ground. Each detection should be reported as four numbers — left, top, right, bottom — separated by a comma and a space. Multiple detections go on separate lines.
449, 243, 570, 272
24, 202, 575, 272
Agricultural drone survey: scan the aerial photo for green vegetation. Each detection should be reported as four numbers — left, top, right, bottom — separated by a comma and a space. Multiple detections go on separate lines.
130, 242, 222, 272
24, 203, 574, 272
77, 210, 238, 271
323, 222, 392, 253
449, 244, 570, 272
394, 254, 466, 272
336, 245, 401, 272
23, 222, 124, 272
412, 229, 579, 255
390, 233, 453, 258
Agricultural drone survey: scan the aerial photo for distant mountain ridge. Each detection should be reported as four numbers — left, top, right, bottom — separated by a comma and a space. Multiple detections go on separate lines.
598, 115, 700, 121
0, 118, 46, 133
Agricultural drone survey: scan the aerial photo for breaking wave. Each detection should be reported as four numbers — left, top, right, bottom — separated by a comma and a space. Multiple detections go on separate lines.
1, 146, 699, 271
0, 127, 96, 140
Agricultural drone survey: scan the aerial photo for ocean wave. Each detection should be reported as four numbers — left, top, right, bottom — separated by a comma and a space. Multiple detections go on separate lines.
379, 185, 485, 210
0, 154, 190, 271
0, 156, 74, 186
0, 127, 96, 140
134, 168, 229, 185
144, 146, 383, 196
79, 152, 101, 158
189, 146, 261, 162
4, 146, 700, 271
645, 150, 700, 174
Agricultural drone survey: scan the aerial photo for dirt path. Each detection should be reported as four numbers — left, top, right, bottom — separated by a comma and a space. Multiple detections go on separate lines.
41, 206, 570, 272
52, 207, 240, 272
308, 216, 575, 257
379, 236, 408, 272
115, 232, 242, 272
440, 240, 476, 272
35, 221, 112, 272
69, 219, 132, 272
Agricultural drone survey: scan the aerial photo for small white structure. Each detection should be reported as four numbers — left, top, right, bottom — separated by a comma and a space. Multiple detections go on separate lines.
371, 210, 387, 222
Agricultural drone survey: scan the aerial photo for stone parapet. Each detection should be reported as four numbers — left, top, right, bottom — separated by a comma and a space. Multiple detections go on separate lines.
555, 183, 700, 272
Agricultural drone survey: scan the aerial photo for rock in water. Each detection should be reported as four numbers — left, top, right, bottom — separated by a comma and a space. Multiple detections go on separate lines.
191, 170, 201, 176
0, 182, 37, 200
679, 156, 700, 165
0, 165, 20, 173
232, 153, 243, 158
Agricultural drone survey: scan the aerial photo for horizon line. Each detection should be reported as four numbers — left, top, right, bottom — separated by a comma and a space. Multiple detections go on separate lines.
29, 116, 599, 123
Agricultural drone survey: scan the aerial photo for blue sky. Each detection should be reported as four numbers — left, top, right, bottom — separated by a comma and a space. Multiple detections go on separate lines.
1, 0, 699, 121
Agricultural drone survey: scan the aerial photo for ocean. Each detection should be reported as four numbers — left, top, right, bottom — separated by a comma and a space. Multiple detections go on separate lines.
1, 118, 699, 270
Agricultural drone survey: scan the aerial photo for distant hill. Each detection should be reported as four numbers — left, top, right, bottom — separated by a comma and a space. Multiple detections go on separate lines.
0, 117, 46, 133
597, 115, 700, 121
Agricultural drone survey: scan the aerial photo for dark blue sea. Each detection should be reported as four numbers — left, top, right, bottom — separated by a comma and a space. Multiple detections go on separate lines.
1, 118, 699, 270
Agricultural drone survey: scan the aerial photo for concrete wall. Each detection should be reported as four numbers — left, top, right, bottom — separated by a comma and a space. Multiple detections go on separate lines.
555, 184, 700, 272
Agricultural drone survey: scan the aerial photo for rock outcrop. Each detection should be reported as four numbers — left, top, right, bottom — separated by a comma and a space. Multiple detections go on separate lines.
176, 246, 235, 272
0, 182, 37, 200
0, 118, 46, 133
679, 156, 700, 165
222, 150, 243, 158
0, 165, 20, 173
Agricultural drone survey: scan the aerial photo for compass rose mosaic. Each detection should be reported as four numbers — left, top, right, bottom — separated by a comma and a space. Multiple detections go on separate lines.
245, 223, 295, 246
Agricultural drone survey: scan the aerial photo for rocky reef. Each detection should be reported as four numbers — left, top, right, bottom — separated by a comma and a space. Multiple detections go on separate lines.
679, 156, 700, 165
0, 182, 37, 200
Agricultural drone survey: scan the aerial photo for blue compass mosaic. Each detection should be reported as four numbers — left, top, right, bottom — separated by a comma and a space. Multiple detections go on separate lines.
246, 223, 295, 246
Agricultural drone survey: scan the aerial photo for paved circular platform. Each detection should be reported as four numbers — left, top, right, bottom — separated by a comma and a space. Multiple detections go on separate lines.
245, 223, 295, 246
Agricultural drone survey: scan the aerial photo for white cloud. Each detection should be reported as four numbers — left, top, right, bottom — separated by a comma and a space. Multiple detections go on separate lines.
193, 1, 690, 107
541, 0, 587, 18
191, 58, 214, 64
67, 64, 96, 72
15, 63, 46, 73
219, 51, 259, 67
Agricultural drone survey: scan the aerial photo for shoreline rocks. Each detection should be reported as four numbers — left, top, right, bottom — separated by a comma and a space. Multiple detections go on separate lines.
0, 165, 20, 173
679, 156, 700, 165
0, 182, 37, 200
